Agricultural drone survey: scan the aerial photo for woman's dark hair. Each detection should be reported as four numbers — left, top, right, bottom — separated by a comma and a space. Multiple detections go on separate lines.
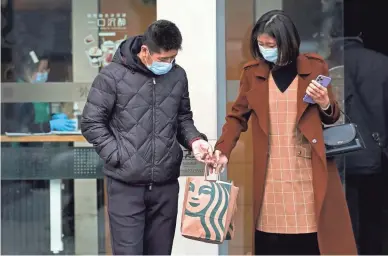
250, 10, 300, 65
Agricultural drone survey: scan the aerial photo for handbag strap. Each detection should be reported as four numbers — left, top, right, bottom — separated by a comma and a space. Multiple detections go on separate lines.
339, 108, 352, 124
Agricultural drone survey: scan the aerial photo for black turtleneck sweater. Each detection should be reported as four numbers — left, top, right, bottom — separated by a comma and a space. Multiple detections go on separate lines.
270, 60, 298, 93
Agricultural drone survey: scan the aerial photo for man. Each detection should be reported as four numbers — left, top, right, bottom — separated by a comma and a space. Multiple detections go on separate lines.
330, 34, 388, 255
81, 20, 212, 255
342, 37, 388, 255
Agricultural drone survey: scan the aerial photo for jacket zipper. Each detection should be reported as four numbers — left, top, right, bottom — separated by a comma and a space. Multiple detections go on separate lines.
150, 77, 156, 190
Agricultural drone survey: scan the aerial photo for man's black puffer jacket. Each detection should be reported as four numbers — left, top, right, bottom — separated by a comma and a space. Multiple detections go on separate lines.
81, 36, 205, 185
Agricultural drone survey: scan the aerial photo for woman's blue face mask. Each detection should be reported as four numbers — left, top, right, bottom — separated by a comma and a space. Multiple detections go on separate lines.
259, 45, 278, 63
33, 72, 49, 83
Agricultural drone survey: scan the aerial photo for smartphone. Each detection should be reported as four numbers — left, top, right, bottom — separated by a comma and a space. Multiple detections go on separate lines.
303, 75, 332, 104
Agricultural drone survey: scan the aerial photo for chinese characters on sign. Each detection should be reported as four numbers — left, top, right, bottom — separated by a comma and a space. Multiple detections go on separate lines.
87, 13, 127, 29
84, 13, 128, 68
78, 85, 89, 99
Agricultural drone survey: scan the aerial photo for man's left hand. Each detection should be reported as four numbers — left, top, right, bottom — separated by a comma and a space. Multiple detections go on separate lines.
191, 139, 213, 163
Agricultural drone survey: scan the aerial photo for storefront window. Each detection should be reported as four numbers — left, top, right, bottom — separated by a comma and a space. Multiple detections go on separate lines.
1, 0, 156, 254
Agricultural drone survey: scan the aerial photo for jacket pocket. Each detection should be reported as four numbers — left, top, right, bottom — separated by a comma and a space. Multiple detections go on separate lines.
172, 139, 183, 164
110, 128, 123, 167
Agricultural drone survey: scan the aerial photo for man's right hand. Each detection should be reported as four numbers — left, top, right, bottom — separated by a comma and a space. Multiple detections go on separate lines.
209, 150, 228, 174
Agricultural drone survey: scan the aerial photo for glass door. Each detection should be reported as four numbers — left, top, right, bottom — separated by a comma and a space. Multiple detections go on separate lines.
1, 0, 156, 254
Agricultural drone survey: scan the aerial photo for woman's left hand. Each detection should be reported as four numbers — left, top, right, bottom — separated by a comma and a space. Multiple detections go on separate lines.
306, 80, 330, 109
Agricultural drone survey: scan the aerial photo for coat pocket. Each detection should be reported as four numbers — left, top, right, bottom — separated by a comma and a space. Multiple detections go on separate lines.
110, 128, 123, 167
295, 144, 312, 159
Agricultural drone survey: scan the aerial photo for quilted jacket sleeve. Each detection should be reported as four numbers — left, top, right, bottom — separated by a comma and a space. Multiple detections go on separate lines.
176, 73, 204, 150
81, 69, 120, 167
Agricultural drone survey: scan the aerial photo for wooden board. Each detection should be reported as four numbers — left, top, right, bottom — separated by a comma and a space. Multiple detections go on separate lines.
0, 135, 87, 143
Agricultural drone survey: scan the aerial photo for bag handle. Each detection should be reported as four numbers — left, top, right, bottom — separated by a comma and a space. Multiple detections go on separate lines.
203, 164, 220, 181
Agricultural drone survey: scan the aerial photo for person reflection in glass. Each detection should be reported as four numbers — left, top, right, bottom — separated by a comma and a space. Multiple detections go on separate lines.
2, 53, 76, 134
329, 30, 388, 255
184, 179, 231, 242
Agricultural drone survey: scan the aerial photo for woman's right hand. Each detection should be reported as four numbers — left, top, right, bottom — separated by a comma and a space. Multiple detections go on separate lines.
208, 150, 228, 174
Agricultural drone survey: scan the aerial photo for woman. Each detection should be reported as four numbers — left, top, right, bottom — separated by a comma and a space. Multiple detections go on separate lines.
212, 10, 357, 255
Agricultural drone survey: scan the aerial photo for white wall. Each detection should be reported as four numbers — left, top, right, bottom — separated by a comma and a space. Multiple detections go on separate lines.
157, 0, 219, 255
158, 0, 218, 140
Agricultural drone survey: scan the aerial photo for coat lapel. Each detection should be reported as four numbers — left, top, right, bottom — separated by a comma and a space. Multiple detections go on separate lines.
245, 62, 270, 136
295, 76, 310, 125
295, 55, 313, 124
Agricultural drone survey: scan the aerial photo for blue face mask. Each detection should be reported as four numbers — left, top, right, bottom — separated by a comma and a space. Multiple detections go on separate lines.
259, 45, 278, 63
146, 52, 173, 75
147, 60, 173, 75
147, 61, 173, 75
33, 72, 48, 83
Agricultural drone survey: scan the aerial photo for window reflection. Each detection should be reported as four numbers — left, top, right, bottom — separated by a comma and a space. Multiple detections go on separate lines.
1, 0, 72, 83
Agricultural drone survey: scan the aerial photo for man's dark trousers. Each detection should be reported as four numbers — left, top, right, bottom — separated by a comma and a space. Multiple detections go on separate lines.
107, 177, 179, 255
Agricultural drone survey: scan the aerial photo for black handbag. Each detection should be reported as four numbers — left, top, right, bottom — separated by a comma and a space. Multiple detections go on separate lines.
323, 110, 366, 157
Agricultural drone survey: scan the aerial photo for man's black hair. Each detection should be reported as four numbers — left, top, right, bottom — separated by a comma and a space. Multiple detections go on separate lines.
250, 10, 300, 65
143, 19, 182, 53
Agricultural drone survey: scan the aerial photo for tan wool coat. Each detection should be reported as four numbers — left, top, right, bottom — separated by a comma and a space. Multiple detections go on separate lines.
215, 53, 357, 255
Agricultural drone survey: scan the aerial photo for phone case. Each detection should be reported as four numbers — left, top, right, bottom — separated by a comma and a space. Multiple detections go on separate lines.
303, 75, 332, 104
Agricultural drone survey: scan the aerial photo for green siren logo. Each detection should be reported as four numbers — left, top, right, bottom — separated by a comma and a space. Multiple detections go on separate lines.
184, 179, 233, 242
